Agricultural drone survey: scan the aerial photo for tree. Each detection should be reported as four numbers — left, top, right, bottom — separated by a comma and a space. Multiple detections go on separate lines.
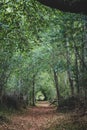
37, 0, 87, 14
0, 0, 87, 110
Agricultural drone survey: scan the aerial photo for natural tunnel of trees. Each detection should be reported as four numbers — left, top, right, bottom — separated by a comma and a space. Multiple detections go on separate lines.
0, 0, 87, 109
0, 0, 87, 129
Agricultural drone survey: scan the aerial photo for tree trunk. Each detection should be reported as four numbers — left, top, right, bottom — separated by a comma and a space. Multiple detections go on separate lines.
0, 85, 3, 104
32, 75, 35, 106
66, 39, 74, 96
53, 69, 60, 107
74, 45, 80, 94
83, 16, 87, 99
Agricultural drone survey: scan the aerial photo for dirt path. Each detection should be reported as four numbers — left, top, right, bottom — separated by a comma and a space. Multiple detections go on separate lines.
0, 101, 64, 130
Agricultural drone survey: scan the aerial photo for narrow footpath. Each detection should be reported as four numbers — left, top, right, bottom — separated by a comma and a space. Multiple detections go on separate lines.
0, 101, 64, 130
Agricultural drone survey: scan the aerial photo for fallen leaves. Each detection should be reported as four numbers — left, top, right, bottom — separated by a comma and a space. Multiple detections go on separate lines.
0, 101, 87, 130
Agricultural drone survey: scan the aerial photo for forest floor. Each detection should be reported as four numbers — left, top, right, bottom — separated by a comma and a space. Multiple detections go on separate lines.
0, 101, 87, 130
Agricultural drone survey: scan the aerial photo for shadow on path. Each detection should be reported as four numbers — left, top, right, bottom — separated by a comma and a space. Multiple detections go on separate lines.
0, 101, 63, 130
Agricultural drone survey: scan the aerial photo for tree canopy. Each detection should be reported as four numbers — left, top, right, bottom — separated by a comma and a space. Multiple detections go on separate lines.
37, 0, 87, 14
0, 0, 87, 110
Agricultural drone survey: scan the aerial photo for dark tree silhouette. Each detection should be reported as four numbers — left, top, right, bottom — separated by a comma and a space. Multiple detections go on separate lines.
37, 0, 87, 14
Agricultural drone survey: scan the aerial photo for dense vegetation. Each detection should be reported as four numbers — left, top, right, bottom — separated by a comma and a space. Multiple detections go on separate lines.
0, 0, 87, 111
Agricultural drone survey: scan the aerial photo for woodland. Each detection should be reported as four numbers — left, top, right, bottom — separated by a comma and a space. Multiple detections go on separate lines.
0, 0, 87, 130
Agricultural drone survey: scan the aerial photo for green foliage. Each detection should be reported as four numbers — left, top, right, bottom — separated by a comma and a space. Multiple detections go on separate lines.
0, 0, 87, 107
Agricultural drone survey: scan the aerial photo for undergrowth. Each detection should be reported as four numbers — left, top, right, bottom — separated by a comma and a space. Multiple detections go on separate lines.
47, 122, 87, 130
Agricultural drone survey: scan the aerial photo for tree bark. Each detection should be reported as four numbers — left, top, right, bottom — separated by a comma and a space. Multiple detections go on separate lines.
74, 45, 80, 94
37, 0, 87, 14
53, 69, 60, 107
32, 75, 35, 106
66, 43, 74, 96
83, 16, 87, 99
0, 85, 3, 104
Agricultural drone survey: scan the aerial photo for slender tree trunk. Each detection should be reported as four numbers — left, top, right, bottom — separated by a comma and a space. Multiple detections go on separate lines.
53, 69, 60, 107
32, 75, 35, 106
0, 76, 6, 104
66, 39, 74, 96
74, 46, 87, 71
74, 45, 80, 94
67, 69, 74, 96
83, 16, 87, 99
0, 84, 3, 104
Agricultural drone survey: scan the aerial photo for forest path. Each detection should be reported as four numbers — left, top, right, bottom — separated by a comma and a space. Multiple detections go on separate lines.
0, 101, 65, 130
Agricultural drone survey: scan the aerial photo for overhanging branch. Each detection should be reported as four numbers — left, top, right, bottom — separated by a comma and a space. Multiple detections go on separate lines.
37, 0, 87, 14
